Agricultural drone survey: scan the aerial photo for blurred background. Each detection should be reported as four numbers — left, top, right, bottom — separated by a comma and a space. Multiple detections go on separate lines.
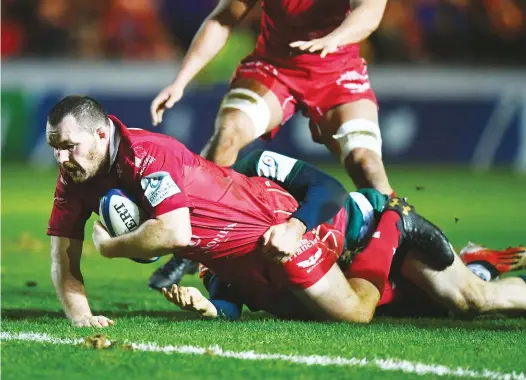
2, 0, 526, 171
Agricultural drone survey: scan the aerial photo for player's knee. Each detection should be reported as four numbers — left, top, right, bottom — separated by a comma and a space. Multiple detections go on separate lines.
350, 308, 375, 323
333, 119, 383, 165
214, 110, 253, 151
336, 306, 375, 324
216, 88, 271, 140
333, 292, 376, 324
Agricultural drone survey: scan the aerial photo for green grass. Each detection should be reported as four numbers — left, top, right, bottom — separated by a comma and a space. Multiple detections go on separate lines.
2, 164, 526, 379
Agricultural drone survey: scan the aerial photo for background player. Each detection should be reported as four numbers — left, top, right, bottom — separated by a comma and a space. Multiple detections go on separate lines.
150, 0, 393, 195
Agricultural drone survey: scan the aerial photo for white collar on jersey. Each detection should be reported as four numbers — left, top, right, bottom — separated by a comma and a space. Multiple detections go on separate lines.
108, 118, 121, 170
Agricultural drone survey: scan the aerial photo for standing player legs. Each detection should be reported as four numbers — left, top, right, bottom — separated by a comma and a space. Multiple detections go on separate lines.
400, 249, 526, 316
318, 99, 393, 195
200, 78, 285, 167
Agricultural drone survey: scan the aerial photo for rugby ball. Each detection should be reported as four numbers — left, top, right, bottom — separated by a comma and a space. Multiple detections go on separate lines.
99, 189, 160, 264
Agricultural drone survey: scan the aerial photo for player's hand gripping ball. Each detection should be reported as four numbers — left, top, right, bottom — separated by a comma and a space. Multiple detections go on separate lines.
98, 189, 160, 263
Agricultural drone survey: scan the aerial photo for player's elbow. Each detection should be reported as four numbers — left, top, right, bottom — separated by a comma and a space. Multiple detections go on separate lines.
171, 229, 192, 248
361, 16, 382, 37
368, 19, 381, 34
153, 208, 192, 250
155, 219, 192, 250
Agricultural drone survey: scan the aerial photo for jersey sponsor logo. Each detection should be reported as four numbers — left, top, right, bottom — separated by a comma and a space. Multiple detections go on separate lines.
133, 145, 148, 168
285, 237, 319, 262
138, 155, 156, 176
187, 224, 237, 252
133, 144, 156, 174
141, 171, 180, 207
257, 151, 297, 182
203, 223, 237, 252
188, 235, 201, 247
296, 248, 325, 273
336, 70, 371, 93
336, 70, 369, 84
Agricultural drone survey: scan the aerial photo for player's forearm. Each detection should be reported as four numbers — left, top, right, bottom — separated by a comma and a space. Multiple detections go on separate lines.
51, 263, 92, 321
173, 19, 232, 89
100, 219, 190, 259
283, 161, 349, 231
333, 0, 387, 45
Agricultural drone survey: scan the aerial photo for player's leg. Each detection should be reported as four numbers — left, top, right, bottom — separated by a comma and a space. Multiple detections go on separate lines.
288, 195, 457, 323
148, 256, 199, 291
272, 217, 379, 323
400, 249, 526, 316
163, 284, 218, 318
200, 59, 296, 167
162, 267, 243, 320
305, 59, 392, 195
317, 99, 393, 196
292, 263, 381, 323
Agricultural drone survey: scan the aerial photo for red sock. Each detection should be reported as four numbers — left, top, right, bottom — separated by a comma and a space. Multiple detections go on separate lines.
390, 191, 397, 198
345, 211, 402, 293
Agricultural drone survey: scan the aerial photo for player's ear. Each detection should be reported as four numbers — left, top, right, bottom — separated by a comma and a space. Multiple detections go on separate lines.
95, 125, 108, 141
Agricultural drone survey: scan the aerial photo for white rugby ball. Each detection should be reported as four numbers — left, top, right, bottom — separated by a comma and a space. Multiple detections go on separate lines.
99, 189, 160, 264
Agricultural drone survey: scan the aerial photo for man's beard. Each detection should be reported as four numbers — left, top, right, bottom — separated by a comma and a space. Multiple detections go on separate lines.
67, 145, 106, 183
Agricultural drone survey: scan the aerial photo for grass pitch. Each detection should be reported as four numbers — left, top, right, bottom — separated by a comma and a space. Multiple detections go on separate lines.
1, 164, 525, 379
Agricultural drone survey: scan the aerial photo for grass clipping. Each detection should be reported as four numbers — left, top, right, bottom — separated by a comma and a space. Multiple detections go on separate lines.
81, 334, 116, 350
80, 334, 140, 351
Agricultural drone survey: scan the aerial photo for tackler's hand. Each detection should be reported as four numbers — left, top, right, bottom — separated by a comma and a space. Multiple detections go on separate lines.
261, 218, 307, 263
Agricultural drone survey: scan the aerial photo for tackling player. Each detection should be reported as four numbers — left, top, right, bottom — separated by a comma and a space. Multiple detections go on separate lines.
161, 151, 526, 321
165, 245, 526, 321
47, 95, 454, 327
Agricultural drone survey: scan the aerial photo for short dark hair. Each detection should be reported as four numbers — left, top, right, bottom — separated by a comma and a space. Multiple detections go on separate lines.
47, 96, 108, 131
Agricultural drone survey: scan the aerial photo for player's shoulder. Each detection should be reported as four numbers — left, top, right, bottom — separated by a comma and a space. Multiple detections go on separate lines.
120, 126, 187, 159
111, 115, 181, 151
124, 127, 171, 146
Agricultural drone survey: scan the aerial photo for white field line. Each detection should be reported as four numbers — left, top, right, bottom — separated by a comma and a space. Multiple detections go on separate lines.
1, 331, 525, 380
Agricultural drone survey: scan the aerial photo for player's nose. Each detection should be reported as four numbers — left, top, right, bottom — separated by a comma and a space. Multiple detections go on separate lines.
56, 149, 70, 164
